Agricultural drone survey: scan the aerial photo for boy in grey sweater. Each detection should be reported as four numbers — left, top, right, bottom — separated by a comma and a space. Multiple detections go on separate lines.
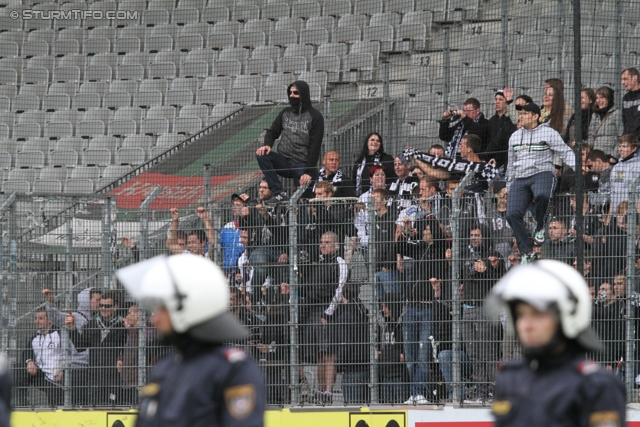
505, 102, 575, 263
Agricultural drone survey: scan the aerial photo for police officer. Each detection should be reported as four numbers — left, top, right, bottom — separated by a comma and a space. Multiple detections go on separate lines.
116, 254, 265, 427
0, 353, 11, 427
487, 260, 626, 426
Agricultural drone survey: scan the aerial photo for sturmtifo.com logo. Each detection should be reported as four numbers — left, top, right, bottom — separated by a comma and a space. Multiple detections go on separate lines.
11, 10, 140, 20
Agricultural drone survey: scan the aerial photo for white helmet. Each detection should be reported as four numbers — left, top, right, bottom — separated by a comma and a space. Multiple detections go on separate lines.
487, 260, 601, 352
116, 254, 248, 342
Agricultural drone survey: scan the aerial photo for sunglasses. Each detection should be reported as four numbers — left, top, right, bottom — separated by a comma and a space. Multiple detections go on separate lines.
289, 90, 299, 95
100, 303, 114, 308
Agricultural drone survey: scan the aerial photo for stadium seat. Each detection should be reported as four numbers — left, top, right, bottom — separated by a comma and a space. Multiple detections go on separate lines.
238, 30, 267, 49
64, 178, 95, 193
82, 149, 112, 170
292, 1, 322, 19
354, 0, 383, 16
300, 28, 330, 47
55, 137, 84, 154
277, 56, 308, 74
115, 147, 147, 166
16, 150, 45, 169
143, 9, 171, 27
39, 165, 69, 183
258, 84, 287, 103
333, 25, 361, 44
34, 179, 63, 193
270, 29, 299, 47
263, 2, 290, 21
48, 150, 79, 168
133, 91, 163, 109
196, 87, 226, 106
201, 6, 230, 24
232, 4, 260, 22
246, 57, 275, 75
365, 25, 394, 52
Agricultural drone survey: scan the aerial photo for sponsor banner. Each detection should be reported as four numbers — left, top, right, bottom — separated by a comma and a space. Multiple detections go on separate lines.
110, 171, 262, 210
11, 408, 640, 426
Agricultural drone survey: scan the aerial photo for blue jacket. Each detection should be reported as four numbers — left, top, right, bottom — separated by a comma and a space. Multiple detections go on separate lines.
221, 221, 243, 273
136, 340, 265, 427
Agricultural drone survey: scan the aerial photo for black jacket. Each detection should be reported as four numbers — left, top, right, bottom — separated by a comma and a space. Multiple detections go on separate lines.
493, 349, 626, 427
264, 80, 324, 176
623, 88, 640, 138
440, 114, 490, 158
68, 315, 128, 385
333, 298, 370, 373
135, 339, 265, 427
484, 112, 517, 168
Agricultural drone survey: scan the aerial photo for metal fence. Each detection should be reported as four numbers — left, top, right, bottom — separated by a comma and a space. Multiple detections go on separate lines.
5, 166, 640, 408
1, 0, 639, 411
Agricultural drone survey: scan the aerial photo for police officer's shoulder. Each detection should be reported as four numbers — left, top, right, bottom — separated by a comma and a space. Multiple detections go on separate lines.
496, 359, 527, 373
222, 346, 250, 364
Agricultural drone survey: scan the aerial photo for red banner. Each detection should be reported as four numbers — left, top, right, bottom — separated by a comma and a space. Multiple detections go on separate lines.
110, 171, 262, 210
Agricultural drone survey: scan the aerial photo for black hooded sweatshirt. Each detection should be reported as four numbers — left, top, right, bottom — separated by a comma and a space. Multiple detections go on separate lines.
263, 80, 325, 176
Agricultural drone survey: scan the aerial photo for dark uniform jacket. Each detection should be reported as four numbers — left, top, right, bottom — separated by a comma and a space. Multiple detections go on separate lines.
493, 349, 626, 427
136, 339, 265, 427
0, 355, 10, 427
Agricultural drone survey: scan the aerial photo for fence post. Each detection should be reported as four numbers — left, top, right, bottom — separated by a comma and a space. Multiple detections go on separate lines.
614, 0, 623, 109
102, 197, 114, 289
443, 26, 451, 107
451, 172, 474, 402
288, 185, 307, 404
203, 164, 211, 208
382, 61, 391, 154
625, 174, 640, 399
0, 193, 15, 356
366, 197, 379, 404
324, 96, 332, 152
501, 0, 509, 88
139, 185, 162, 261
63, 212, 74, 406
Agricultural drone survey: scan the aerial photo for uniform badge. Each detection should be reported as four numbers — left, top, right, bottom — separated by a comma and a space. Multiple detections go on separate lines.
492, 400, 512, 415
589, 411, 620, 427
224, 384, 256, 419
140, 382, 161, 397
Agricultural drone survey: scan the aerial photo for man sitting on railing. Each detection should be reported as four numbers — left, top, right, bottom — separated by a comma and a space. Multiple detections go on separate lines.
255, 80, 324, 205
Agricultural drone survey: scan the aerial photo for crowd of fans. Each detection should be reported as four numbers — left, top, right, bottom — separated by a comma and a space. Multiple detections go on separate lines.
13, 68, 640, 407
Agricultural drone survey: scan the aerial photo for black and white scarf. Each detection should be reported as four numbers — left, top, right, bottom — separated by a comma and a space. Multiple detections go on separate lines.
444, 114, 484, 159
403, 147, 499, 182
355, 152, 381, 196
315, 167, 344, 194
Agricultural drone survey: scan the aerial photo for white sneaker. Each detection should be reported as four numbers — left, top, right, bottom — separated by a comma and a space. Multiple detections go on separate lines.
403, 396, 415, 404
414, 395, 429, 404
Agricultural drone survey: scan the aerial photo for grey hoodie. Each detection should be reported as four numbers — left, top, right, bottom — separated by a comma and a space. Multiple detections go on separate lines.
264, 80, 324, 175
46, 287, 95, 366
506, 122, 576, 191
